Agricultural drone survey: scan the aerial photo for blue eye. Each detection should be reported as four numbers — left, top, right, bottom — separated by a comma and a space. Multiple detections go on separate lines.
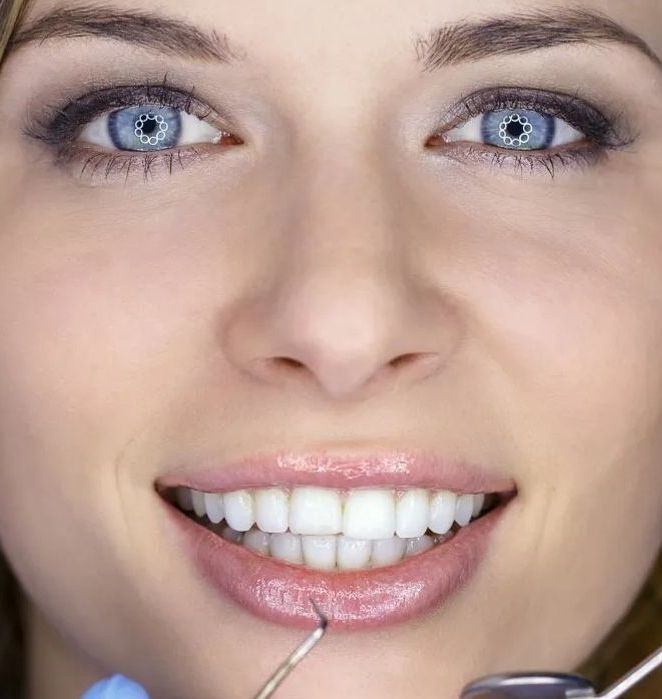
78, 103, 222, 152
445, 108, 583, 151
482, 109, 554, 150
109, 105, 181, 151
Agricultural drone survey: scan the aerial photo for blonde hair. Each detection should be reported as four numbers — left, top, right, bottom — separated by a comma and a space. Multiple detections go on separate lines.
0, 0, 26, 64
0, 0, 659, 696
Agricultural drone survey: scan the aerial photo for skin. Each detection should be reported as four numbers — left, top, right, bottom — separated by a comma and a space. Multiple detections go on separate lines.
0, 0, 661, 697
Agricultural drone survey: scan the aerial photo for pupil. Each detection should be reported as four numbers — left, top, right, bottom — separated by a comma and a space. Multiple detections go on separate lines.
142, 117, 158, 135
506, 121, 525, 138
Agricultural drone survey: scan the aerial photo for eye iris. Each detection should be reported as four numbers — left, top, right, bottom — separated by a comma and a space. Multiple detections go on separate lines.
481, 109, 555, 150
108, 104, 181, 151
134, 113, 168, 146
498, 114, 533, 146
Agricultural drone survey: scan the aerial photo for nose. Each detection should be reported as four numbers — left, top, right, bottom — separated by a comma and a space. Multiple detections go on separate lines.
221, 160, 463, 401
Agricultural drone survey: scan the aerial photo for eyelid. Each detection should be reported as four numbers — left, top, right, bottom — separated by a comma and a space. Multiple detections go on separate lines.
431, 86, 631, 147
25, 81, 241, 150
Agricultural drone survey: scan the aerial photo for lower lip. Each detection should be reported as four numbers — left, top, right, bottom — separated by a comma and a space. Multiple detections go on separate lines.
162, 498, 510, 630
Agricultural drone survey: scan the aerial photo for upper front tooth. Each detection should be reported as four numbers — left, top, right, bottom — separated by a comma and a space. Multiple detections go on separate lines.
191, 489, 207, 518
454, 493, 474, 526
204, 492, 225, 524
255, 488, 289, 533
223, 490, 255, 531
395, 488, 429, 538
429, 490, 456, 534
289, 487, 342, 535
472, 493, 485, 517
343, 489, 396, 540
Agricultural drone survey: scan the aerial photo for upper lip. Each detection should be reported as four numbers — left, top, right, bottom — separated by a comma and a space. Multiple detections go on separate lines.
156, 447, 516, 494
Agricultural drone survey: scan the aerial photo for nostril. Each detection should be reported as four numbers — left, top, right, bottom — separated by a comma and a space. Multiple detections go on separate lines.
389, 353, 419, 368
277, 357, 305, 370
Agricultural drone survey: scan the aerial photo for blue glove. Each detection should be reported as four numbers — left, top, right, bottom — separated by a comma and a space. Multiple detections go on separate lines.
81, 674, 150, 698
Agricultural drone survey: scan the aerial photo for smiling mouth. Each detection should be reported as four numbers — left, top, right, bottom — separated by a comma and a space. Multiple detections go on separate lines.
156, 450, 516, 628
160, 485, 511, 572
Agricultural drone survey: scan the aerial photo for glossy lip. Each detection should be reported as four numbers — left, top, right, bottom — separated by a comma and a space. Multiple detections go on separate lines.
156, 448, 515, 494
156, 450, 516, 630
162, 495, 512, 630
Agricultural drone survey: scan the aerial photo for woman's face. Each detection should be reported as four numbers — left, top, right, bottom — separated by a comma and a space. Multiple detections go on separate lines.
0, 0, 661, 697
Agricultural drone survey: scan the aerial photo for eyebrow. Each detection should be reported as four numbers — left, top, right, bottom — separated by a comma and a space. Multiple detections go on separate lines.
414, 8, 662, 72
7, 5, 660, 76
8, 5, 242, 62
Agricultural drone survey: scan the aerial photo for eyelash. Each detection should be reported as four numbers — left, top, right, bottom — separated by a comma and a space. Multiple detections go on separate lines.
426, 86, 634, 176
24, 78, 238, 183
25, 81, 634, 183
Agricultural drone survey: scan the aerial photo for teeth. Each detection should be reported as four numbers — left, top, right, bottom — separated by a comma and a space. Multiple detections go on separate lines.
404, 535, 434, 557
221, 525, 244, 544
454, 493, 474, 526
218, 525, 440, 570
395, 488, 429, 538
270, 532, 303, 564
428, 490, 457, 534
243, 527, 270, 556
472, 493, 485, 517
302, 535, 337, 570
289, 487, 342, 535
223, 490, 255, 532
203, 492, 225, 524
255, 488, 289, 533
337, 536, 372, 570
343, 489, 396, 539
178, 484, 498, 570
191, 489, 207, 518
371, 536, 406, 567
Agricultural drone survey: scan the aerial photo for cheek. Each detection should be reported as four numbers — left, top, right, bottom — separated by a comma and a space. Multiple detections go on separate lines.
0, 215, 189, 544
479, 201, 662, 528
0, 167, 282, 533
386, 156, 662, 524
425, 191, 662, 667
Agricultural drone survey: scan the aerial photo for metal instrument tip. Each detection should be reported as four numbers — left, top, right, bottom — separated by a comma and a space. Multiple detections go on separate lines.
252, 599, 329, 699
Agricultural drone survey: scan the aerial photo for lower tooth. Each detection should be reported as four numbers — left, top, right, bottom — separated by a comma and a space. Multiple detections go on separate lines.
371, 536, 406, 567
213, 525, 446, 569
431, 531, 454, 545
243, 527, 270, 556
404, 535, 434, 557
221, 525, 244, 544
269, 532, 304, 564
302, 535, 337, 570
337, 536, 372, 570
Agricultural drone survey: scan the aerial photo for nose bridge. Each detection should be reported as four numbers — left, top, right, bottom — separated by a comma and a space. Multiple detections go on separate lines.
290, 140, 399, 271
271, 155, 416, 390
222, 138, 461, 400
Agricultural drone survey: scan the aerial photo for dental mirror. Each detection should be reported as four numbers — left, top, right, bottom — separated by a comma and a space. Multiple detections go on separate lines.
460, 644, 662, 699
